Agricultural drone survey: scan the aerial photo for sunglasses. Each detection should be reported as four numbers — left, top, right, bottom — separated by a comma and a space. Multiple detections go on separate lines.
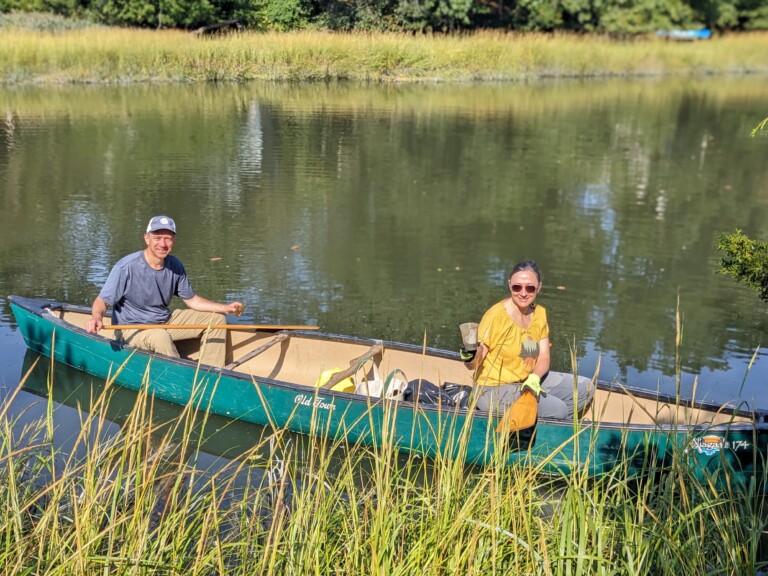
511, 284, 537, 294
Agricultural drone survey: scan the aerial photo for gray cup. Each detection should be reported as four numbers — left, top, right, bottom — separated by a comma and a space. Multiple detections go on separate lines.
459, 322, 479, 351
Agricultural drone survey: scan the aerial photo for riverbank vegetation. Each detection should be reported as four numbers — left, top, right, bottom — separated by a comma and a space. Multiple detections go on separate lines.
719, 230, 768, 302
2, 0, 768, 34
1, 18, 767, 83
1, 363, 766, 575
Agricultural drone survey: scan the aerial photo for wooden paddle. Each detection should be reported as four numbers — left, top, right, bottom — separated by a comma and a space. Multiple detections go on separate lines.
496, 389, 538, 433
103, 324, 319, 331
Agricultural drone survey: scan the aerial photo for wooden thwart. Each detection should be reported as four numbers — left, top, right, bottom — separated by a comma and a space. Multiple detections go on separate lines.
496, 390, 538, 433
103, 323, 319, 331
224, 333, 289, 370
322, 342, 384, 390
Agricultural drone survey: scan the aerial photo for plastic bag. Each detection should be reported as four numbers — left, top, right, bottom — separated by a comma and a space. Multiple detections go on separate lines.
355, 364, 407, 401
403, 379, 473, 408
314, 367, 356, 393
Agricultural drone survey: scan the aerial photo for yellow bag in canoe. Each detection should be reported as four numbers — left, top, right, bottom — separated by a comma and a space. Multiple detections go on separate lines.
314, 367, 355, 393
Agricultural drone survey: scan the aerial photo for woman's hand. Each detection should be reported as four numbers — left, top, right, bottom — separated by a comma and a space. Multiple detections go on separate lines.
459, 346, 476, 363
465, 343, 488, 372
520, 373, 543, 397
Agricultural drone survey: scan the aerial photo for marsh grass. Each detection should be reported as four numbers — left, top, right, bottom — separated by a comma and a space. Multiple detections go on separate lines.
0, 25, 767, 84
1, 352, 766, 575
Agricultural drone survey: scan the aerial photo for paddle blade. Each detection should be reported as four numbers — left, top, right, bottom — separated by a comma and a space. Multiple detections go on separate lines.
496, 390, 538, 433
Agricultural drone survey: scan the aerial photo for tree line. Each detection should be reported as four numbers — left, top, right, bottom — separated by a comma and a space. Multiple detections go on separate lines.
2, 0, 767, 34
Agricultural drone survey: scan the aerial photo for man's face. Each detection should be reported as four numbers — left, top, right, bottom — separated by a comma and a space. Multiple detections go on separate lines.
145, 230, 176, 260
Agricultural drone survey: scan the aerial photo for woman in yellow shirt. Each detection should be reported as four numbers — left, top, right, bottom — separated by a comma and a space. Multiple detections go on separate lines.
466, 260, 591, 419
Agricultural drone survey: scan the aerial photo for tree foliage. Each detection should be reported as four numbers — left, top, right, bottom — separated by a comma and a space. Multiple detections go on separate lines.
718, 230, 768, 302
2, 0, 768, 31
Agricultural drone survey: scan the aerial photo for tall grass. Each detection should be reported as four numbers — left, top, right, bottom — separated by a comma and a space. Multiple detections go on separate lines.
0, 25, 767, 83
1, 355, 766, 575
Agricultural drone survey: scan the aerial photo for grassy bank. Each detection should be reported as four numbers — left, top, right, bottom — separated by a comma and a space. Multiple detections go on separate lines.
0, 25, 767, 83
1, 365, 766, 575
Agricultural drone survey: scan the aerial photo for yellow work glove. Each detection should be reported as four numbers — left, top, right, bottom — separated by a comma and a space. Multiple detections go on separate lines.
459, 346, 476, 363
520, 373, 543, 398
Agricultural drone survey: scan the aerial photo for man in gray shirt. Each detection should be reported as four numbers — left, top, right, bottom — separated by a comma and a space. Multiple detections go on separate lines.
86, 215, 243, 367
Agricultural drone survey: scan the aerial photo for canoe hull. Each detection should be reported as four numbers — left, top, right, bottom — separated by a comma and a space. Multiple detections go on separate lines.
9, 295, 767, 487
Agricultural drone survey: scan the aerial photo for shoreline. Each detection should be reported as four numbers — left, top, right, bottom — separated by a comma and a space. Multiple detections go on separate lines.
1, 29, 767, 84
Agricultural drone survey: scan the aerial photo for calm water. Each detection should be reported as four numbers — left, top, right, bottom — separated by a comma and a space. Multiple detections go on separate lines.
1, 77, 767, 422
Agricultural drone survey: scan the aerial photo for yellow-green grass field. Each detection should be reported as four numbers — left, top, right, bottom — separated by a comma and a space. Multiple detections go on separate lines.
1, 27, 767, 83
1, 351, 767, 575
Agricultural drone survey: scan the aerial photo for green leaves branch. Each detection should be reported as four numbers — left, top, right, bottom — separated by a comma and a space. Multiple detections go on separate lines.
717, 230, 768, 302
716, 116, 768, 299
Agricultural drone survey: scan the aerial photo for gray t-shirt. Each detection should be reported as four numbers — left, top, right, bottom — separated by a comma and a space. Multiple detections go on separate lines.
99, 251, 195, 325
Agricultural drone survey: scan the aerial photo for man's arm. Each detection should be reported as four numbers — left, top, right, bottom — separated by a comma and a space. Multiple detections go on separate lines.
184, 295, 243, 316
86, 296, 108, 334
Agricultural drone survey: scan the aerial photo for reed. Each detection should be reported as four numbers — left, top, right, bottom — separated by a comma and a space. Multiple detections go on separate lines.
0, 352, 765, 574
0, 26, 767, 83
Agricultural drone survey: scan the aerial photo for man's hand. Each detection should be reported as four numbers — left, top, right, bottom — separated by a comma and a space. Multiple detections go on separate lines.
88, 296, 108, 334
520, 373, 543, 398
86, 316, 103, 334
223, 302, 245, 316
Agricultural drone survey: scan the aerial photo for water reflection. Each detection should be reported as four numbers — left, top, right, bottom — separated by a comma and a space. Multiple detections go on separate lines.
1, 78, 767, 409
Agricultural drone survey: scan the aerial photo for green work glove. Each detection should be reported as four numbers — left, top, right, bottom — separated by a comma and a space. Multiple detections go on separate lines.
459, 346, 476, 363
520, 373, 543, 398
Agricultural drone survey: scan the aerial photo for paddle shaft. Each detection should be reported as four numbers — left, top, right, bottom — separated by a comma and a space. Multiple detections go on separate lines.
103, 324, 319, 331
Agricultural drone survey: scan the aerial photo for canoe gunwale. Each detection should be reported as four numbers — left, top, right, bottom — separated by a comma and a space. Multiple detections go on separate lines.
8, 295, 766, 432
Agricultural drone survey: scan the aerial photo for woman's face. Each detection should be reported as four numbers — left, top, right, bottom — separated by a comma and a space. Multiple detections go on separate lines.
508, 270, 540, 308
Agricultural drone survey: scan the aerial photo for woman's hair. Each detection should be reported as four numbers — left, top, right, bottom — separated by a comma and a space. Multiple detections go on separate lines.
509, 260, 541, 283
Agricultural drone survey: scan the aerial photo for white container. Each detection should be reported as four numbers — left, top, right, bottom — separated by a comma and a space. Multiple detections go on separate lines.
355, 363, 407, 401
459, 322, 479, 351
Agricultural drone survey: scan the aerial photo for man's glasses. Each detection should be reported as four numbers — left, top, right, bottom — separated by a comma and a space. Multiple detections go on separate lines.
511, 284, 537, 294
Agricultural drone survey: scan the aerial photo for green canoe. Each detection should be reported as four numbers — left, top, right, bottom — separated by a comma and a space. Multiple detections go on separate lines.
9, 295, 767, 487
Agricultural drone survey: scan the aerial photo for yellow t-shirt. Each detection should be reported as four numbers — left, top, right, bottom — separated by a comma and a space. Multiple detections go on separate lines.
475, 300, 549, 387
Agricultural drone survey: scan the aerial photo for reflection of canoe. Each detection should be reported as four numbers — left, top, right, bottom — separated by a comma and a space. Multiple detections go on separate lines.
18, 348, 406, 484
19, 348, 270, 462
9, 295, 768, 486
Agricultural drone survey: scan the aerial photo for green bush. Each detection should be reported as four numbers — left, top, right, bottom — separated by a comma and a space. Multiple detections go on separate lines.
718, 230, 768, 302
259, 0, 311, 30
2, 0, 768, 35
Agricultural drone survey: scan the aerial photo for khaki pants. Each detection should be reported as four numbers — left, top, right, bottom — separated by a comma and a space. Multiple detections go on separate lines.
118, 309, 228, 367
